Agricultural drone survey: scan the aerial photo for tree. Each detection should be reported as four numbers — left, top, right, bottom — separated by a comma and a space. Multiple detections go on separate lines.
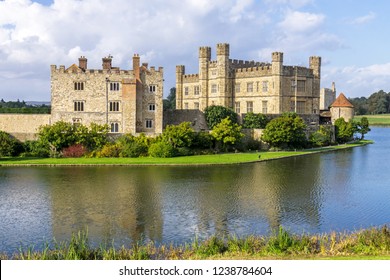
38, 121, 77, 153
210, 117, 244, 151
242, 112, 268, 129
310, 125, 334, 147
261, 113, 307, 149
162, 122, 195, 149
356, 117, 371, 140
334, 118, 357, 143
204, 105, 238, 129
368, 90, 389, 114
163, 87, 176, 111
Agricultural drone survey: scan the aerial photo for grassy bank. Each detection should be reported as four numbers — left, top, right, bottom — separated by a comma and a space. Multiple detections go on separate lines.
2, 226, 390, 260
0, 140, 372, 166
354, 114, 390, 125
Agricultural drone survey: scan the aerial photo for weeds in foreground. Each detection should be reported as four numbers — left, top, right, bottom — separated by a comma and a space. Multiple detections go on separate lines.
3, 226, 390, 260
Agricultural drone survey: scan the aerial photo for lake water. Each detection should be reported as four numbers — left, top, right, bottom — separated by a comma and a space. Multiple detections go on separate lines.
1, 127, 389, 255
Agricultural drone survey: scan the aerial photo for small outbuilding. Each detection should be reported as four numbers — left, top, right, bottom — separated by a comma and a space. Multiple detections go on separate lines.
330, 93, 355, 123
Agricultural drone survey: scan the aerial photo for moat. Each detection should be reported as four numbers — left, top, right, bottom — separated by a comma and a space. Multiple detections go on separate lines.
1, 127, 389, 255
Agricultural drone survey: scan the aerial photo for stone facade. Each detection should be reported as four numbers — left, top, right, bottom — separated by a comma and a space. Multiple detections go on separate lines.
51, 55, 163, 135
320, 82, 336, 110
176, 43, 321, 122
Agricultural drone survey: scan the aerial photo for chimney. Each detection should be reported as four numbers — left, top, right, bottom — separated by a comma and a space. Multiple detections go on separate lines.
133, 54, 140, 79
102, 55, 112, 70
78, 56, 87, 70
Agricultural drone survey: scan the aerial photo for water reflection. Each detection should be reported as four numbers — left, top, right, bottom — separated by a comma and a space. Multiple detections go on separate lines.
1, 127, 390, 255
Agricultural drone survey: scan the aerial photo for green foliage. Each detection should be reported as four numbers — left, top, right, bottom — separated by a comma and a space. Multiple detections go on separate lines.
192, 131, 214, 150
356, 117, 371, 140
242, 112, 268, 129
37, 121, 109, 156
334, 118, 357, 143
163, 87, 176, 110
117, 134, 150, 157
310, 125, 334, 147
148, 141, 177, 158
261, 113, 307, 149
162, 122, 195, 149
76, 123, 109, 150
0, 131, 23, 157
349, 90, 390, 115
204, 105, 238, 129
96, 143, 121, 158
38, 121, 77, 153
211, 117, 244, 151
22, 140, 50, 157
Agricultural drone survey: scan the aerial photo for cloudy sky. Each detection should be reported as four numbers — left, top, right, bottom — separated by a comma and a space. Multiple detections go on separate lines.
1, 0, 389, 101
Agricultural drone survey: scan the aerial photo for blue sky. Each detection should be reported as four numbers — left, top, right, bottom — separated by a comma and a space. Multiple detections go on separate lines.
1, 0, 389, 101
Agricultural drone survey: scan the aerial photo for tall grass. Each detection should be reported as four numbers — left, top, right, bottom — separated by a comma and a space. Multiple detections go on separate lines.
3, 226, 390, 260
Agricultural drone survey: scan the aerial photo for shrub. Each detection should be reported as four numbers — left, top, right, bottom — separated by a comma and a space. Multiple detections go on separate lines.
22, 140, 50, 157
62, 144, 88, 158
242, 112, 268, 129
162, 122, 195, 149
97, 143, 121, 157
0, 131, 24, 157
204, 105, 238, 129
148, 141, 177, 158
310, 125, 334, 147
192, 131, 214, 150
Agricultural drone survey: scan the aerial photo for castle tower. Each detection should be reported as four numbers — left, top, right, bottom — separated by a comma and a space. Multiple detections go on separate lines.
216, 43, 231, 108
310, 56, 321, 113
199, 46, 211, 110
272, 52, 283, 112
176, 65, 185, 110
133, 54, 140, 80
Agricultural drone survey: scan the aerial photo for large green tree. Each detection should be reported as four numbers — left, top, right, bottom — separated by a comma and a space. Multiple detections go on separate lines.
334, 118, 357, 143
0, 131, 23, 157
162, 122, 195, 149
211, 117, 244, 151
261, 113, 307, 149
204, 105, 238, 129
356, 117, 371, 140
163, 87, 176, 111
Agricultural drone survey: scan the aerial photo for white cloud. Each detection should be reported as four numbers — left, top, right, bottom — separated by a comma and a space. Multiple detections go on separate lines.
323, 63, 390, 97
348, 12, 376, 25
278, 10, 325, 33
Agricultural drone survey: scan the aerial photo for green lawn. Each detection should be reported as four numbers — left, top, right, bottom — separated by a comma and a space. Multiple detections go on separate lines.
0, 141, 372, 166
354, 114, 390, 125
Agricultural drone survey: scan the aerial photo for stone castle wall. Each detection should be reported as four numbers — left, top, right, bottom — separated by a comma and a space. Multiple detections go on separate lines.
0, 114, 51, 140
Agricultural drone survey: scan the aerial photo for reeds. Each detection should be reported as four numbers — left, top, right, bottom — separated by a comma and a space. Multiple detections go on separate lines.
3, 226, 390, 260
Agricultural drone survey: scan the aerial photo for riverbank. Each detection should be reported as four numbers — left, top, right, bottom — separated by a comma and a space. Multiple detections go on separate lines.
354, 114, 390, 125
0, 140, 372, 166
1, 226, 389, 260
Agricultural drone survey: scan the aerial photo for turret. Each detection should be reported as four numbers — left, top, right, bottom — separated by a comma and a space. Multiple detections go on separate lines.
102, 55, 112, 70
309, 56, 321, 78
272, 52, 283, 74
78, 56, 87, 70
133, 54, 140, 79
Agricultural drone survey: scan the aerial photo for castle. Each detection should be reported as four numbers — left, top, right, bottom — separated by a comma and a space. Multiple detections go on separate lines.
176, 43, 321, 123
0, 55, 163, 140
0, 43, 354, 141
51, 55, 163, 134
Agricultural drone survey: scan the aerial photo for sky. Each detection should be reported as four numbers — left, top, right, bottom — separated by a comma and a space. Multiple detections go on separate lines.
0, 0, 389, 101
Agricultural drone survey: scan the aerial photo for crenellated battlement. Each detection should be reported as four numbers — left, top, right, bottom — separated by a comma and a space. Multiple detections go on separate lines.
183, 74, 199, 83
283, 66, 313, 76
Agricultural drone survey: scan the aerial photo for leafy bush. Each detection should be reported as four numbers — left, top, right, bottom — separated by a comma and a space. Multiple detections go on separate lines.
192, 131, 214, 150
22, 140, 50, 157
97, 143, 121, 158
310, 125, 334, 147
211, 117, 244, 151
62, 144, 88, 158
261, 113, 307, 150
204, 105, 238, 129
334, 118, 357, 143
162, 122, 195, 149
148, 141, 177, 158
0, 131, 23, 157
242, 112, 268, 129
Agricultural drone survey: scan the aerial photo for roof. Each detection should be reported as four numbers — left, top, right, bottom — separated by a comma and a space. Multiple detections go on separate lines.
330, 93, 354, 108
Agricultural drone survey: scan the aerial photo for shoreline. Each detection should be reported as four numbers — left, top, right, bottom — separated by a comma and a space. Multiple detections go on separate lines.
0, 141, 373, 167
2, 225, 389, 260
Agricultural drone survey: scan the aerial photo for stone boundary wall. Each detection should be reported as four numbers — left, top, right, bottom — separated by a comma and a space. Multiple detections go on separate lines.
163, 109, 208, 131
0, 114, 51, 141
